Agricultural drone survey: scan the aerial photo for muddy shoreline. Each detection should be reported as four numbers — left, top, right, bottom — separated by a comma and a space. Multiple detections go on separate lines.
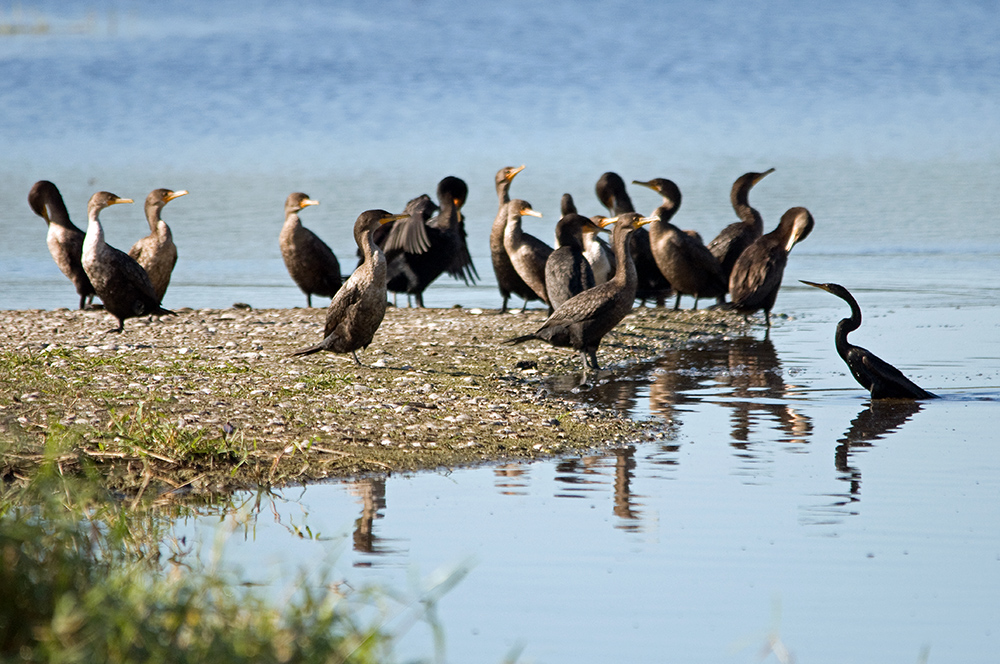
0, 304, 751, 499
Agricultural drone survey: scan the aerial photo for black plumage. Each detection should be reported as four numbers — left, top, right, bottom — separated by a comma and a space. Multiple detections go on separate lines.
28, 180, 96, 309
279, 192, 342, 307
490, 165, 540, 312
728, 207, 814, 326
801, 281, 937, 399
562, 192, 615, 285
507, 212, 653, 379
503, 199, 553, 312
81, 192, 175, 333
545, 212, 601, 310
292, 210, 407, 364
707, 168, 775, 293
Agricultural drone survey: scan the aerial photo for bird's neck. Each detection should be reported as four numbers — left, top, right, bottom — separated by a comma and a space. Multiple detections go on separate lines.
83, 211, 105, 254
732, 188, 763, 231
503, 214, 523, 248
612, 229, 637, 288
145, 206, 163, 233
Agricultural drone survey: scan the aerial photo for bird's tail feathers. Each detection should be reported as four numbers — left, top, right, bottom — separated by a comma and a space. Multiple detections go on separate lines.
505, 334, 536, 345
291, 343, 325, 357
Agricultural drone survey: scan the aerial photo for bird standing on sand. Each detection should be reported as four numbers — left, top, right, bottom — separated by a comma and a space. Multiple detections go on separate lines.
633, 178, 726, 310
708, 168, 775, 292
728, 206, 814, 326
508, 212, 654, 379
291, 210, 408, 365
81, 191, 175, 333
801, 280, 937, 399
503, 199, 553, 312
490, 165, 540, 312
129, 188, 187, 303
280, 192, 342, 307
562, 192, 615, 285
28, 180, 96, 309
545, 212, 602, 310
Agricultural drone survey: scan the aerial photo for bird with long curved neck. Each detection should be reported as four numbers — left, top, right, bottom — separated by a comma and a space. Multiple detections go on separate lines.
801, 281, 937, 399
129, 188, 187, 303
490, 165, 539, 312
81, 191, 175, 333
507, 212, 654, 380
292, 210, 408, 365
707, 168, 775, 293
28, 180, 96, 309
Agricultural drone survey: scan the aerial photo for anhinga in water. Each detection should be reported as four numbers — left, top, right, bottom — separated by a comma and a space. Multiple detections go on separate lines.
801, 281, 937, 400
728, 206, 814, 326
544, 212, 602, 310
507, 212, 654, 380
381, 176, 477, 307
279, 192, 342, 307
129, 188, 187, 303
596, 172, 671, 305
28, 180, 96, 309
502, 199, 553, 312
490, 165, 541, 312
632, 178, 726, 310
81, 192, 175, 333
291, 210, 408, 365
707, 168, 775, 294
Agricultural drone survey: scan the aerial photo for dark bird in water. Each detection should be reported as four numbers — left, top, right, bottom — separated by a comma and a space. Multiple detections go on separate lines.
707, 168, 775, 295
291, 210, 407, 364
633, 178, 726, 310
129, 188, 187, 303
728, 207, 814, 327
801, 281, 937, 400
28, 180, 96, 309
81, 192, 175, 333
380, 176, 477, 307
596, 172, 671, 305
503, 199, 553, 312
490, 165, 541, 312
279, 192, 342, 307
507, 212, 654, 379
545, 212, 602, 310
562, 192, 615, 285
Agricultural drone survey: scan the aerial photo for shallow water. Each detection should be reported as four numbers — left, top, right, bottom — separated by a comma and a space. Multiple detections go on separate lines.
4, 1, 1000, 661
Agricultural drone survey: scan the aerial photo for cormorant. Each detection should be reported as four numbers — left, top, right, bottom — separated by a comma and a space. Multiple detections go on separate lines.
279, 192, 342, 307
707, 168, 775, 293
545, 212, 601, 310
291, 210, 407, 364
129, 188, 187, 303
381, 176, 477, 307
503, 199, 553, 312
801, 281, 937, 399
595, 172, 671, 305
633, 178, 726, 310
81, 192, 175, 333
728, 206, 814, 326
562, 192, 615, 285
507, 212, 654, 379
490, 165, 540, 312
28, 180, 96, 309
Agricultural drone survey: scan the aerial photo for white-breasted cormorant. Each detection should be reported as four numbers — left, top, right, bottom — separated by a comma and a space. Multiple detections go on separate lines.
728, 206, 814, 326
561, 192, 615, 285
81, 192, 174, 333
129, 188, 187, 303
801, 280, 937, 399
279, 192, 342, 307
490, 165, 540, 312
291, 210, 407, 364
28, 180, 96, 309
503, 199, 552, 312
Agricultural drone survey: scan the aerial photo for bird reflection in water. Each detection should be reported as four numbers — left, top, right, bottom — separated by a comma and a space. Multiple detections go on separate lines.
346, 477, 405, 562
494, 464, 531, 496
554, 447, 643, 531
649, 336, 811, 452
835, 399, 925, 500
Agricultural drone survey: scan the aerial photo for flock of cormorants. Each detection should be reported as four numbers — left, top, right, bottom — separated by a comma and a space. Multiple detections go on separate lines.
28, 168, 935, 400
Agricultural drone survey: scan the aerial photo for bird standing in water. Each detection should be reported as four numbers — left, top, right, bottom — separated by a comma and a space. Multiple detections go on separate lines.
801, 281, 937, 399
291, 210, 407, 365
81, 191, 175, 333
507, 212, 654, 380
728, 206, 814, 326
129, 188, 187, 303
28, 180, 96, 309
708, 168, 775, 294
279, 192, 342, 307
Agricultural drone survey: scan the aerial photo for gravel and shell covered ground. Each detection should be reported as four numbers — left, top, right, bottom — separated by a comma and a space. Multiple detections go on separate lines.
0, 304, 751, 500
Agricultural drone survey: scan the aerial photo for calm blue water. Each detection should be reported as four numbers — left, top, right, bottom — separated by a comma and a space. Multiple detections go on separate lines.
4, 1, 1000, 662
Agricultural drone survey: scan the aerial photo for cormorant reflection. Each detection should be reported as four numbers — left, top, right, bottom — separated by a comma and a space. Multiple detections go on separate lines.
346, 477, 404, 561
553, 447, 643, 531
835, 399, 924, 498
